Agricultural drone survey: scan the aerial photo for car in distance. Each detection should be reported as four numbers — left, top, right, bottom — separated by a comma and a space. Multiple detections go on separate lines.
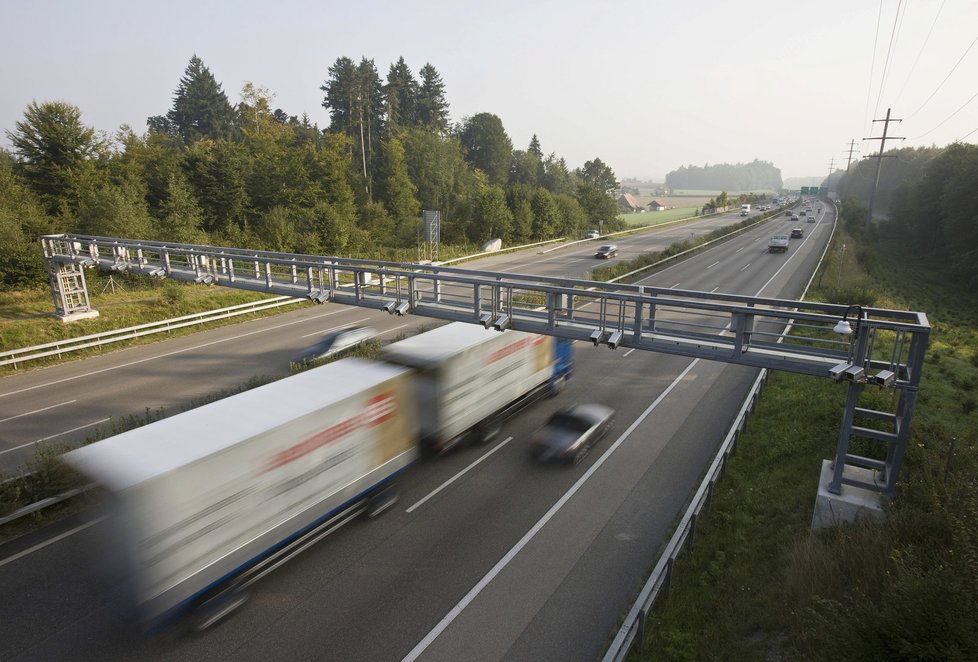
784, 210, 792, 216
292, 326, 377, 366
790, 228, 804, 238
807, 215, 816, 223
529, 404, 615, 464
585, 229, 600, 240
594, 244, 618, 259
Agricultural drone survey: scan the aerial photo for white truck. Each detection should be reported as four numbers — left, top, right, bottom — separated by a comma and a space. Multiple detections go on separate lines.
382, 322, 574, 453
768, 234, 790, 253
740, 203, 751, 216
64, 358, 419, 629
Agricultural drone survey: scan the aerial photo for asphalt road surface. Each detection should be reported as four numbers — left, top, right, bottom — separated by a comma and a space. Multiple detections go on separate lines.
0, 203, 835, 660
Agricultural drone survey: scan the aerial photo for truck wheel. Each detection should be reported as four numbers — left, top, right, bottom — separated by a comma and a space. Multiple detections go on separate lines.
550, 375, 567, 396
476, 419, 501, 444
191, 587, 249, 631
366, 486, 399, 517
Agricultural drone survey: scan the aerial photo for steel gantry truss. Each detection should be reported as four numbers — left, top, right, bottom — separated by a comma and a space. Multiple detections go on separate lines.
41, 233, 930, 498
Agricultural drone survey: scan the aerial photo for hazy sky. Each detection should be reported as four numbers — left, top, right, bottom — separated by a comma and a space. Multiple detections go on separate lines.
3, 0, 976, 181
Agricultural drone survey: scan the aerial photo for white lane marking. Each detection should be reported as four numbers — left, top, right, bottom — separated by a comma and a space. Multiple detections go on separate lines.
622, 348, 636, 357
401, 360, 700, 661
378, 324, 410, 336
710, 287, 720, 293
706, 261, 720, 270
740, 263, 751, 271
735, 247, 745, 253
406, 437, 513, 514
670, 283, 681, 289
299, 318, 371, 339
0, 417, 113, 456
0, 516, 108, 569
0, 400, 77, 425
0, 309, 349, 399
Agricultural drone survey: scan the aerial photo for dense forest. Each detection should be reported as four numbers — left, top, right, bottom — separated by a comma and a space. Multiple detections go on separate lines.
0, 55, 625, 290
833, 142, 978, 288
665, 160, 783, 191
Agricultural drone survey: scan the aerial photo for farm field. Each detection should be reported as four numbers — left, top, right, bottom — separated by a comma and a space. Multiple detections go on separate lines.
616, 207, 699, 226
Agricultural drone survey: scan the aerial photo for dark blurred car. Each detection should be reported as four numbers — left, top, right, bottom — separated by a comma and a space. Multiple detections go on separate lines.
594, 244, 618, 259
784, 210, 792, 216
790, 228, 804, 238
292, 326, 377, 365
529, 404, 615, 464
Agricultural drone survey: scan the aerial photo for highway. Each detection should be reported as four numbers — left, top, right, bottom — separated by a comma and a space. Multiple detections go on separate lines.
0, 203, 833, 660
0, 207, 753, 472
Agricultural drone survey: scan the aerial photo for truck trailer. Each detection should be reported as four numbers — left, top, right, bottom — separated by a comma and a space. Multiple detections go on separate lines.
382, 322, 574, 453
64, 358, 419, 629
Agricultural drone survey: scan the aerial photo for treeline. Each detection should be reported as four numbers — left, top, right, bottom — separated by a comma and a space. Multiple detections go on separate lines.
889, 143, 978, 287
838, 145, 944, 213
833, 142, 978, 288
665, 159, 783, 191
0, 55, 624, 290
700, 191, 769, 213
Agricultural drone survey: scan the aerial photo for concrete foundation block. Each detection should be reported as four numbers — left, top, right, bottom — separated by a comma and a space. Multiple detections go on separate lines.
58, 310, 100, 323
811, 459, 886, 531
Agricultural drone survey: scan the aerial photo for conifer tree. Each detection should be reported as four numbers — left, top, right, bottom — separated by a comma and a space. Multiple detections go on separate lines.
165, 55, 238, 145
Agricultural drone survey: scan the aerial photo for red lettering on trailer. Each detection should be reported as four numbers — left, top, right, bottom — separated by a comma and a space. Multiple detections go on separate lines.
261, 392, 397, 472
485, 335, 545, 364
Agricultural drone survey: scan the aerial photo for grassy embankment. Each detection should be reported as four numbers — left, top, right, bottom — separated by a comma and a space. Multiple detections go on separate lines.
617, 207, 701, 227
630, 228, 978, 661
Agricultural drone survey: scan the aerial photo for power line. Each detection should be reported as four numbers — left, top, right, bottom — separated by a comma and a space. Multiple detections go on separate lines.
915, 89, 978, 139
908, 33, 978, 119
874, 0, 906, 120
957, 126, 978, 142
894, 0, 946, 105
865, 0, 885, 133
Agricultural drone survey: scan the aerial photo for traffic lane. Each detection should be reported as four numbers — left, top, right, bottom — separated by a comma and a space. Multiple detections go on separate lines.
0, 305, 417, 471
420, 360, 760, 661
635, 206, 835, 299
193, 344, 690, 661
0, 335, 677, 660
445, 210, 756, 277
0, 205, 779, 467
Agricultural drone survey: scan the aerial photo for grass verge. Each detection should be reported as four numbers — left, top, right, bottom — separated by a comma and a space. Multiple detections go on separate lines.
632, 228, 978, 661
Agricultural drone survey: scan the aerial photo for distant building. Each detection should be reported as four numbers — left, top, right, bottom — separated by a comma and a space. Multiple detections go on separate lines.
647, 200, 667, 211
617, 192, 643, 213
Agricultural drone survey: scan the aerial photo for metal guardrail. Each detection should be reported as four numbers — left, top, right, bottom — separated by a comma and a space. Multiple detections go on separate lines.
0, 296, 301, 368
603, 368, 768, 661
0, 485, 95, 526
603, 202, 838, 660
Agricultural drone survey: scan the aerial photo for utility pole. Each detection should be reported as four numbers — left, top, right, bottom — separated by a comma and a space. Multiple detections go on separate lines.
826, 157, 835, 192
839, 140, 859, 198
844, 139, 859, 172
862, 108, 905, 234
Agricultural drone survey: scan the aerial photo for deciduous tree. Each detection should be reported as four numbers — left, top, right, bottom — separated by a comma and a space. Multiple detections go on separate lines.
459, 113, 513, 186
